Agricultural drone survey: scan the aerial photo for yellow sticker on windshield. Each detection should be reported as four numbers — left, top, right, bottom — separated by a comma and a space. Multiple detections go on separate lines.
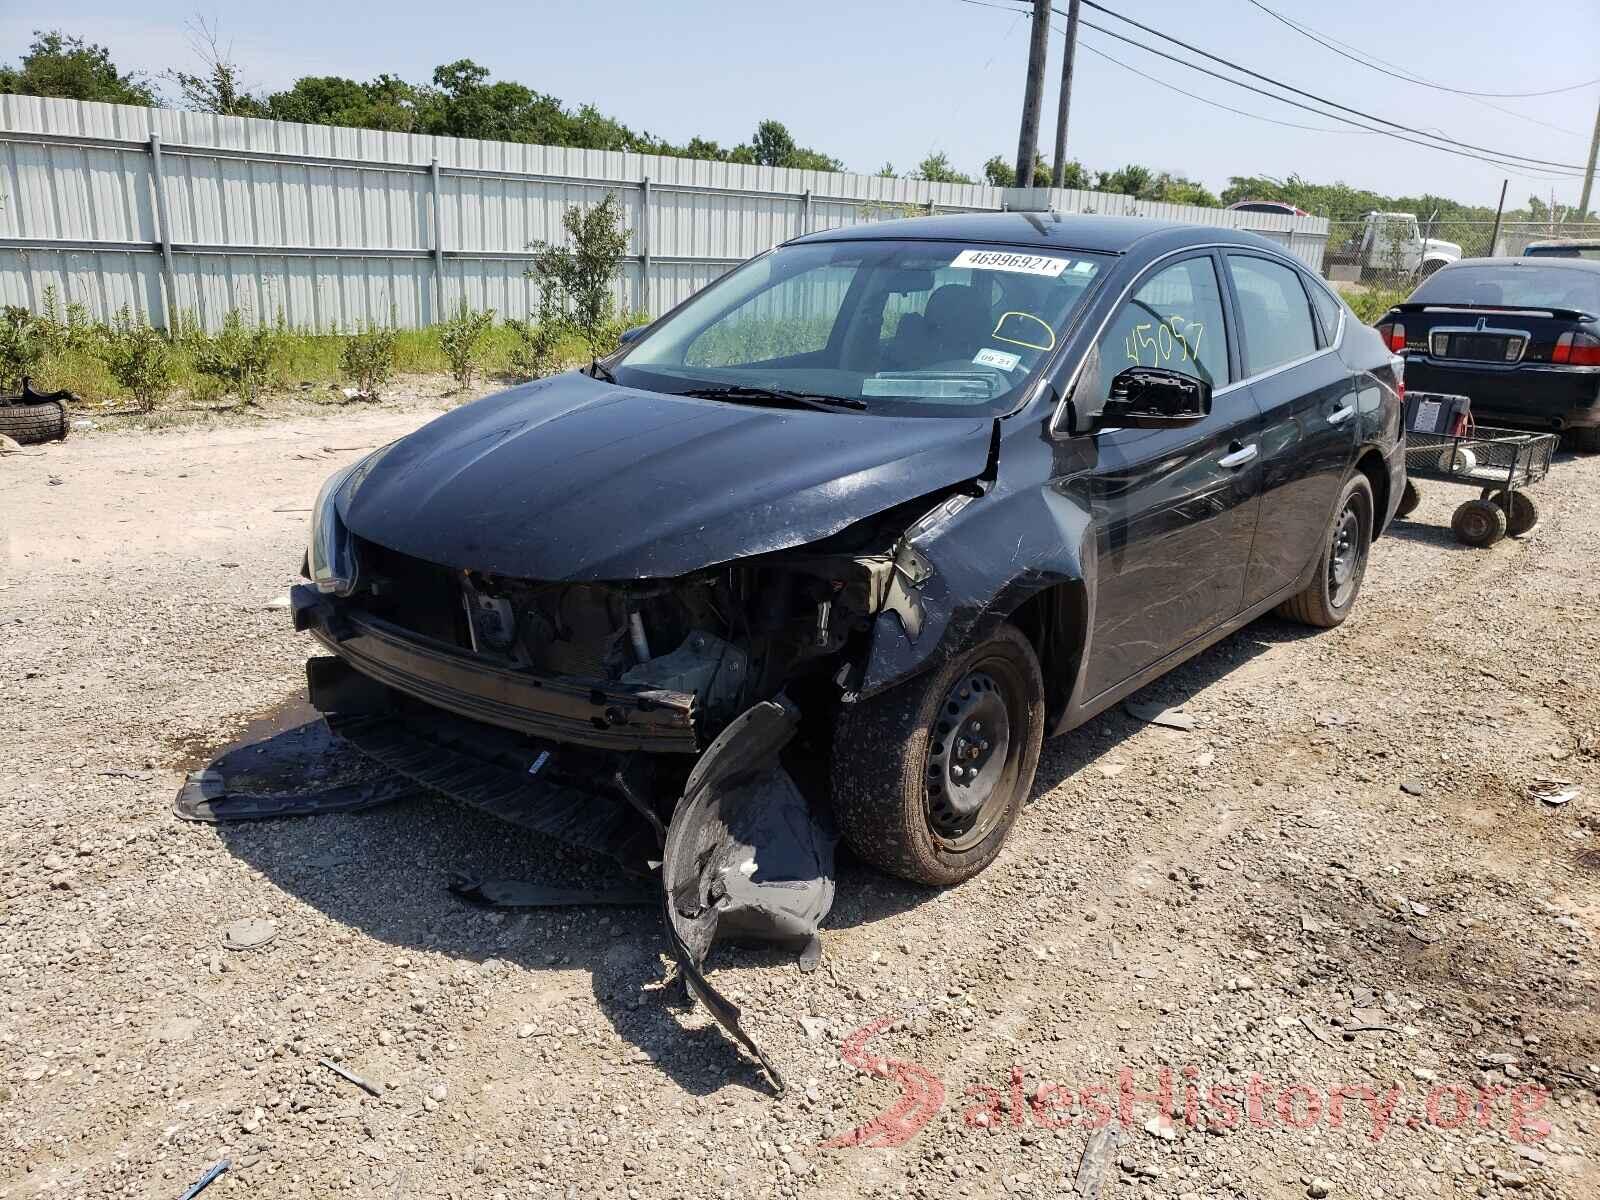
992, 312, 1056, 352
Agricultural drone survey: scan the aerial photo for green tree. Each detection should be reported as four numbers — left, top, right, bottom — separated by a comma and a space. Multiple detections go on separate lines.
0, 31, 157, 105
750, 119, 797, 167
529, 192, 631, 352
913, 152, 973, 185
164, 20, 266, 118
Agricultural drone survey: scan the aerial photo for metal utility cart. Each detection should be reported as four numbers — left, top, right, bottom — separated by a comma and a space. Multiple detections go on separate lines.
1395, 392, 1558, 547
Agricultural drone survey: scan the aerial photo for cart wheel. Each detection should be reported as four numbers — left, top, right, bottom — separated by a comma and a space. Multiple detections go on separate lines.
1451, 499, 1508, 547
1481, 488, 1540, 537
1394, 479, 1422, 519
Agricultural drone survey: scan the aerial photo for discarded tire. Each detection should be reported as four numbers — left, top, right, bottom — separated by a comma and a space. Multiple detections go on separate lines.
0, 398, 69, 445
1451, 498, 1507, 547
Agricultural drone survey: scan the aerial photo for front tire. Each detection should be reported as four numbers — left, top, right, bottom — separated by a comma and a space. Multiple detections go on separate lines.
1276, 473, 1373, 629
831, 624, 1044, 886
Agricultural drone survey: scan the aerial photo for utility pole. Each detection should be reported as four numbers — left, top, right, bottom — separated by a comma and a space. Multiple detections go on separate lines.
1015, 0, 1052, 188
1489, 179, 1508, 256
1051, 0, 1082, 189
1578, 92, 1600, 221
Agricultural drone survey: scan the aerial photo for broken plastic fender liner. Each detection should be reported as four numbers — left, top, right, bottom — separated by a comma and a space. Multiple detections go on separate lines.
660, 696, 837, 1096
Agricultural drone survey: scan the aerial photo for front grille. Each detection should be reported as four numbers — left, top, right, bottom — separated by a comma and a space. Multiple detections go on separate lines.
353, 537, 466, 645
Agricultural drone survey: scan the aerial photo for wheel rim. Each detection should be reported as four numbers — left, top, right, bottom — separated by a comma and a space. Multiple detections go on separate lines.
1327, 503, 1363, 608
925, 667, 1015, 852
1460, 509, 1491, 542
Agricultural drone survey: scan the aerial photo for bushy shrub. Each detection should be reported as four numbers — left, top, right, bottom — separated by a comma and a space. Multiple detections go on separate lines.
340, 324, 399, 396
192, 309, 277, 405
1345, 287, 1406, 326
95, 307, 176, 412
529, 191, 629, 354
438, 300, 495, 388
504, 283, 568, 381
0, 306, 46, 391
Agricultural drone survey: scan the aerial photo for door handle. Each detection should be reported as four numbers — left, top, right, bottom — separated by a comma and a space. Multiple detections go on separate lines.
1218, 443, 1258, 469
1328, 404, 1356, 425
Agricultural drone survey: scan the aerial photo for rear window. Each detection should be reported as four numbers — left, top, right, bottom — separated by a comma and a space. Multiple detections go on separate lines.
1524, 244, 1600, 261
1408, 263, 1600, 313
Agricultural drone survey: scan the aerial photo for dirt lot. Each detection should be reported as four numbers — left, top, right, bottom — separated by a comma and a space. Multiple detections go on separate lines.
3, 402, 1598, 1200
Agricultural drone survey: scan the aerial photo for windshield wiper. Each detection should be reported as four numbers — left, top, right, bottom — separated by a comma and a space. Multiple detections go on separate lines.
677, 384, 867, 412
589, 357, 617, 384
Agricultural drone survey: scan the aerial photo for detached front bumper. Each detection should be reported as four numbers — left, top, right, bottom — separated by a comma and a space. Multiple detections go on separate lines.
290, 584, 701, 754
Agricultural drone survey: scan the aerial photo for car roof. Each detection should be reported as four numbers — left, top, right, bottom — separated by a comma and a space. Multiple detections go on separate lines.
1524, 240, 1600, 250
788, 211, 1291, 257
1438, 255, 1600, 274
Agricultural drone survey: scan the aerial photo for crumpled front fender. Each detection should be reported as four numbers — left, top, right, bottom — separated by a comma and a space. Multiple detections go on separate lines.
859, 461, 1093, 702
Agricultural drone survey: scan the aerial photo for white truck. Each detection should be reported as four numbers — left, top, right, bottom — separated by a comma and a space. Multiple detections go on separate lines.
1329, 211, 1462, 283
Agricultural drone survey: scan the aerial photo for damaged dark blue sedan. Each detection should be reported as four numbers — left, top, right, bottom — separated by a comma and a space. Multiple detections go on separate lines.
292, 213, 1403, 1085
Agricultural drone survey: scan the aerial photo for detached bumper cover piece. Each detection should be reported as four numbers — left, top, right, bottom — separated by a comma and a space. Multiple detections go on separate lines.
661, 697, 837, 1095
292, 585, 700, 753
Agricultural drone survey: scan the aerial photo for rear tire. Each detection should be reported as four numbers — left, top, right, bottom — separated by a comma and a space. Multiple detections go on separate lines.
1276, 473, 1373, 629
1394, 479, 1422, 519
831, 624, 1044, 886
1572, 426, 1600, 454
1482, 488, 1539, 537
1451, 498, 1507, 547
0, 399, 69, 445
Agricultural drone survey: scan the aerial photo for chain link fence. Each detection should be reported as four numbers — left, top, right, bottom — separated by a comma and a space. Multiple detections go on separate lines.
1321, 217, 1600, 294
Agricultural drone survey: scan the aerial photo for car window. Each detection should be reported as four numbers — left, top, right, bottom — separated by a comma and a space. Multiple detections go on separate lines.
1227, 254, 1319, 374
684, 265, 853, 368
1085, 256, 1229, 410
1409, 262, 1600, 311
618, 240, 1110, 417
1306, 278, 1344, 345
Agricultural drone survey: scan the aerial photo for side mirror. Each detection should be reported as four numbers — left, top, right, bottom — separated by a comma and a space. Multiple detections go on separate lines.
617, 324, 650, 348
1096, 367, 1211, 430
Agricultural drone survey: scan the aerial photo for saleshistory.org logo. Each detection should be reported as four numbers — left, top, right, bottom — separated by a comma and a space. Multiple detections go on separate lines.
820, 1018, 1553, 1150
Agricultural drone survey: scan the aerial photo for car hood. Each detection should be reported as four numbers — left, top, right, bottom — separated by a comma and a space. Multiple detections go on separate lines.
340, 371, 993, 581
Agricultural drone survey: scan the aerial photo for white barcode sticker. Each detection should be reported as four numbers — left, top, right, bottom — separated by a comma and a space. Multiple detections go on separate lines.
951, 248, 1070, 277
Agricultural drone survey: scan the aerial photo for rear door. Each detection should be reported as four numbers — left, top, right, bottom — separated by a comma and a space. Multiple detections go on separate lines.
1223, 253, 1356, 608
1079, 252, 1264, 698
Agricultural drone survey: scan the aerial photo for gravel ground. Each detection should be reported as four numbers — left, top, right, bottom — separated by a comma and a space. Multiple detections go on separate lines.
2, 402, 1598, 1200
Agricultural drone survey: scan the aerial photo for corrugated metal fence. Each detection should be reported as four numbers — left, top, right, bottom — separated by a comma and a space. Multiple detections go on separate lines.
0, 96, 1330, 332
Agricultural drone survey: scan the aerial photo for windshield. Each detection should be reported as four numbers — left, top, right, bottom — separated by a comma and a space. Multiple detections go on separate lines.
1409, 262, 1600, 312
613, 239, 1111, 416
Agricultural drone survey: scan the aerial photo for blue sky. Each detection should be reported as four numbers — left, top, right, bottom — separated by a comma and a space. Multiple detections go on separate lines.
7, 1, 1597, 209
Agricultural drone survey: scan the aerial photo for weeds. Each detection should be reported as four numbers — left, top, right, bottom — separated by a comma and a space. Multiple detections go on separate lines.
340, 324, 399, 396
0, 306, 47, 391
95, 307, 177, 412
438, 301, 495, 389
192, 310, 277, 405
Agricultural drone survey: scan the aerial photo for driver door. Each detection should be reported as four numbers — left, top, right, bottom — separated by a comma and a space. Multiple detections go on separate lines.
1077, 252, 1265, 699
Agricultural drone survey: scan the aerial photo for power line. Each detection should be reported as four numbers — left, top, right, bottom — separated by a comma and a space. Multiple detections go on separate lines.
1075, 39, 1363, 135
1243, 0, 1600, 99
961, 0, 1586, 181
1075, 15, 1584, 181
1071, 1, 1592, 174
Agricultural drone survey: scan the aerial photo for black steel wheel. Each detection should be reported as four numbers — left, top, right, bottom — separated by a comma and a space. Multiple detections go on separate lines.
1394, 479, 1422, 519
831, 624, 1044, 886
1481, 488, 1540, 537
1451, 498, 1507, 547
1276, 472, 1373, 629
